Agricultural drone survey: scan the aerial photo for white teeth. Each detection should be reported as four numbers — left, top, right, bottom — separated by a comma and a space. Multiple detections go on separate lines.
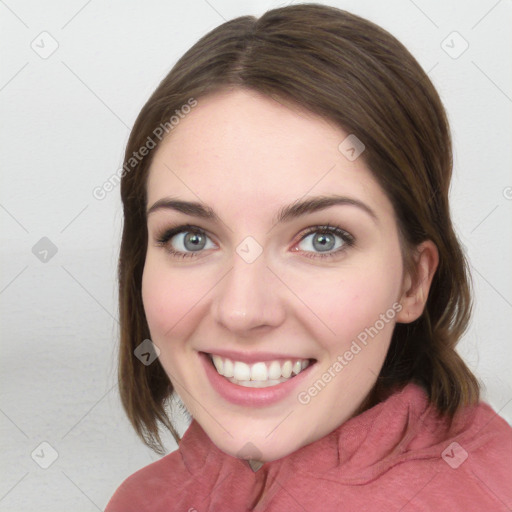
281, 360, 292, 378
268, 361, 282, 380
233, 361, 251, 381
210, 354, 312, 385
251, 362, 268, 381
212, 355, 223, 374
228, 378, 287, 388
223, 358, 234, 378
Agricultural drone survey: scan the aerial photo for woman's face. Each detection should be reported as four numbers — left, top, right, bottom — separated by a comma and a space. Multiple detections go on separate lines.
142, 89, 411, 462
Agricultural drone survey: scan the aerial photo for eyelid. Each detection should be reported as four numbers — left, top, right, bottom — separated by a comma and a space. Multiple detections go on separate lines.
296, 224, 354, 244
155, 224, 213, 243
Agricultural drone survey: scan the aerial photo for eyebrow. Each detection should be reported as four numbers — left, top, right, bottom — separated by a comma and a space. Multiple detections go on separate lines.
146, 195, 378, 224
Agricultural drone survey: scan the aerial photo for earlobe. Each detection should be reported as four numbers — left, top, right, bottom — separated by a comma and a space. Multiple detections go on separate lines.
396, 240, 439, 324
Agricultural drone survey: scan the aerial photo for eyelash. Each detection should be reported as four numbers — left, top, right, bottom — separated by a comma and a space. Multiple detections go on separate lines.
154, 223, 355, 260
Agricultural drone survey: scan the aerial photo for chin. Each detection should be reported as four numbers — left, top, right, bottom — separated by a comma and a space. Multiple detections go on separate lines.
199, 415, 310, 464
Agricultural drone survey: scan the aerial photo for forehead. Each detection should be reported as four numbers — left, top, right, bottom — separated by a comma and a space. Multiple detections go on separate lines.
146, 89, 392, 219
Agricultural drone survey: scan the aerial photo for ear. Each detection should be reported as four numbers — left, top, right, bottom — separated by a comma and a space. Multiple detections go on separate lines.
396, 240, 439, 323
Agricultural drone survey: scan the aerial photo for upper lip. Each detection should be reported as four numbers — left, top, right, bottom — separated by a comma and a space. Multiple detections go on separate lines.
200, 349, 314, 364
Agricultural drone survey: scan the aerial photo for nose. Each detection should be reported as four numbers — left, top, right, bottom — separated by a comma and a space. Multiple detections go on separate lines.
211, 253, 286, 336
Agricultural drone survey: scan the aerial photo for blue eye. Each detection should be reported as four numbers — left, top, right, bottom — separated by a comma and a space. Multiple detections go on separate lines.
156, 225, 215, 258
296, 225, 354, 258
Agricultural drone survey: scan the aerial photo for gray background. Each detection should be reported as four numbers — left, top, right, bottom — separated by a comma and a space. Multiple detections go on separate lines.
1, 0, 511, 510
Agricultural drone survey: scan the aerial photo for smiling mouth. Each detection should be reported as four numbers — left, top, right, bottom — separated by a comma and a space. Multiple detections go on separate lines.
206, 353, 315, 388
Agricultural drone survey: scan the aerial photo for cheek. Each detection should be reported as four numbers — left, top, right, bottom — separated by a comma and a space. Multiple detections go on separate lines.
141, 256, 207, 340
289, 256, 403, 349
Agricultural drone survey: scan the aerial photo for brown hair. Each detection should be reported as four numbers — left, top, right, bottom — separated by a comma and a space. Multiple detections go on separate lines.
117, 3, 479, 453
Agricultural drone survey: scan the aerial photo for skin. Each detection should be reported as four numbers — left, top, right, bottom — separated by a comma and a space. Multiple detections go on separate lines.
142, 89, 438, 463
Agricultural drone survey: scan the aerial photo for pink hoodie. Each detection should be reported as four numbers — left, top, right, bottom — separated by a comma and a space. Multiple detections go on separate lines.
106, 383, 512, 511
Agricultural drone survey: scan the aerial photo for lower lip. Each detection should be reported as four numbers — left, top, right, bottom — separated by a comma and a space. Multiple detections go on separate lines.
199, 352, 316, 407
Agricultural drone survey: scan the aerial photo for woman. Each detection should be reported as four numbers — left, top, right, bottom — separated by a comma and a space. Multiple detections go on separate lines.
106, 4, 511, 511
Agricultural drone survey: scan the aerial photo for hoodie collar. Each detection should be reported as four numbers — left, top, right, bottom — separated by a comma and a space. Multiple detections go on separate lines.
178, 383, 458, 485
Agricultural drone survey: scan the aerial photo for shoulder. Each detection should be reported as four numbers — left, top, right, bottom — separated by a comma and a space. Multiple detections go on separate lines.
450, 399, 512, 467
414, 398, 512, 510
454, 401, 512, 495
369, 385, 512, 509
105, 449, 187, 512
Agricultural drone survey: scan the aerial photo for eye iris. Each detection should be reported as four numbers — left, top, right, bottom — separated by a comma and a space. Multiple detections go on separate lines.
313, 233, 335, 252
184, 231, 206, 251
